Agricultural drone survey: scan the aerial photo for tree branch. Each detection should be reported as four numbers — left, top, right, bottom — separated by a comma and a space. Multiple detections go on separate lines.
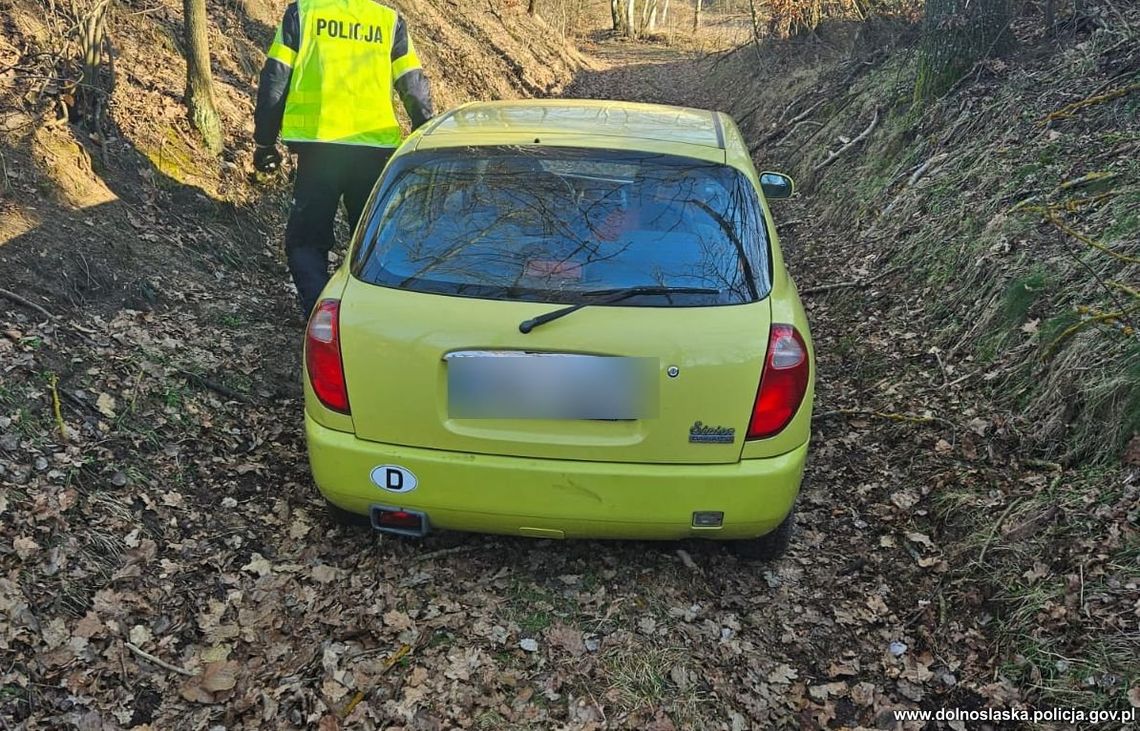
813, 108, 879, 173
124, 642, 197, 677
0, 287, 55, 319
800, 267, 899, 296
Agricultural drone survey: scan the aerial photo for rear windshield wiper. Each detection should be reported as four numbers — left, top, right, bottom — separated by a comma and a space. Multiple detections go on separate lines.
519, 286, 719, 334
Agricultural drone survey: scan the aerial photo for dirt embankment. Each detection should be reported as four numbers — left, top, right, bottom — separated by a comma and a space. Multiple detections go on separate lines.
0, 0, 586, 314
647, 5, 1140, 717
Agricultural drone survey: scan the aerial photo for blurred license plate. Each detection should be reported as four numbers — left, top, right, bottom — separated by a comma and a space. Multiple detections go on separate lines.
446, 351, 658, 420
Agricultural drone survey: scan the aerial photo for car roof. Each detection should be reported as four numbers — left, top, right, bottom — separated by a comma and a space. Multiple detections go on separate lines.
413, 99, 737, 164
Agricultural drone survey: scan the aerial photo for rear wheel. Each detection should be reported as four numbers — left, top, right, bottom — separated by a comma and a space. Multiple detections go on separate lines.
324, 499, 371, 529
731, 507, 794, 561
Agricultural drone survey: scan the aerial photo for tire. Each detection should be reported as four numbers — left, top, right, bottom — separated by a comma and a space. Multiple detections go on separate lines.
730, 507, 794, 561
324, 499, 372, 529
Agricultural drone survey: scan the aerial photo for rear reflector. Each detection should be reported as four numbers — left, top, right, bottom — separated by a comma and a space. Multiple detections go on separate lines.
747, 324, 810, 440
370, 507, 428, 537
692, 511, 724, 528
305, 299, 350, 414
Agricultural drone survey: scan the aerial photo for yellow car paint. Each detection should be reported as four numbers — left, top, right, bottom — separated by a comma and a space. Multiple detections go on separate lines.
303, 99, 814, 542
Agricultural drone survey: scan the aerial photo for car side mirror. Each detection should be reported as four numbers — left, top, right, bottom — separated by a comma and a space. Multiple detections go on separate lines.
760, 172, 795, 200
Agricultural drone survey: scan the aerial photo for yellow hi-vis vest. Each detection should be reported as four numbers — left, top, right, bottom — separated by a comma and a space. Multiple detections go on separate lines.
280, 0, 419, 147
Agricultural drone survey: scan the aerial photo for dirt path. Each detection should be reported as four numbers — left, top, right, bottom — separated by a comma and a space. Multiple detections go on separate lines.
2, 41, 1013, 731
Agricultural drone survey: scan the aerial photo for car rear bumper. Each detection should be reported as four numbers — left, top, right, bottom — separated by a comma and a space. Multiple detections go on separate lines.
306, 412, 806, 540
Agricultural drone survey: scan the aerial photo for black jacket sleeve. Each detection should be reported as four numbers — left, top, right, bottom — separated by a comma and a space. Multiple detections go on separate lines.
253, 3, 300, 146
390, 16, 434, 130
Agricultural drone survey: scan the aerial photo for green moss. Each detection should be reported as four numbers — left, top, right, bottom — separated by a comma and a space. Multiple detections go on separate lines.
974, 330, 1007, 364
1102, 193, 1140, 243
1002, 270, 1050, 326
142, 127, 200, 187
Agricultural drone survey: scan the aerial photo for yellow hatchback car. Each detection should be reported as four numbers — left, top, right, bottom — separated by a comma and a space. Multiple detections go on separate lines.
303, 100, 814, 559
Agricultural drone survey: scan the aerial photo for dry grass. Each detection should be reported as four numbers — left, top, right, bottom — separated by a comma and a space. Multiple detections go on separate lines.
598, 644, 712, 725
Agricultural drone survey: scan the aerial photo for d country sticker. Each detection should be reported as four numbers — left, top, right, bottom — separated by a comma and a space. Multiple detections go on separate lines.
370, 465, 418, 493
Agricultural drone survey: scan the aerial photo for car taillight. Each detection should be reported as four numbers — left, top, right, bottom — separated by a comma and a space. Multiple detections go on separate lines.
747, 324, 809, 439
305, 299, 350, 414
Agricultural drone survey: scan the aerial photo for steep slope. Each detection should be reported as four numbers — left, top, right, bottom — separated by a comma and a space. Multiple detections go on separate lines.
699, 7, 1140, 713
0, 0, 586, 316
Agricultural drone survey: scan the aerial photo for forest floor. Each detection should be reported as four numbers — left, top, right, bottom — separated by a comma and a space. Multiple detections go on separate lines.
2, 12, 1137, 731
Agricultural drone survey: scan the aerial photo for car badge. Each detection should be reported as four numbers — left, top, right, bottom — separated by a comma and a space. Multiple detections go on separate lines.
689, 421, 735, 444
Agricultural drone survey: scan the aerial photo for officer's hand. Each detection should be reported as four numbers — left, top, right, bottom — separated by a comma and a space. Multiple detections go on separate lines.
253, 144, 283, 173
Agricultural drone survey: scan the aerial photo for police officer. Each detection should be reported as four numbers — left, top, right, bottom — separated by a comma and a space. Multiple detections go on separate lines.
253, 0, 434, 317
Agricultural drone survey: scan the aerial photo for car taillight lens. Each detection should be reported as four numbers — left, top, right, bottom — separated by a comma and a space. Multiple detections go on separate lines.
306, 299, 350, 414
747, 324, 809, 440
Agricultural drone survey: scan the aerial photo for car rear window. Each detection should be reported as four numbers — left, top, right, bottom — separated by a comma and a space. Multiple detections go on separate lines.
351, 146, 771, 306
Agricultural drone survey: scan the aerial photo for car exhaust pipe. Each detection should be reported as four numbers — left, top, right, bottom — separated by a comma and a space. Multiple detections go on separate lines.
370, 505, 430, 537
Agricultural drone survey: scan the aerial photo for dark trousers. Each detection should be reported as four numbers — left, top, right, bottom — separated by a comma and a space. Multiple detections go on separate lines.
285, 143, 393, 317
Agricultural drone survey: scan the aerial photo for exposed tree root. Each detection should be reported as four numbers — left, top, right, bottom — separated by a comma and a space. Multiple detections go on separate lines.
800, 267, 898, 296
0, 287, 55, 319
813, 108, 879, 172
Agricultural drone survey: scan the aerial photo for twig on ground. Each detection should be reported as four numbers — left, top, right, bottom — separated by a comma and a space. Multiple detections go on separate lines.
977, 498, 1023, 567
1043, 211, 1140, 265
755, 99, 825, 148
676, 549, 702, 573
60, 388, 98, 415
49, 374, 67, 443
907, 153, 947, 188
1042, 303, 1140, 359
1041, 82, 1140, 124
813, 108, 879, 173
812, 408, 947, 426
772, 119, 824, 148
176, 368, 250, 404
800, 267, 899, 296
0, 287, 55, 319
1023, 458, 1062, 471
414, 545, 478, 562
124, 642, 197, 677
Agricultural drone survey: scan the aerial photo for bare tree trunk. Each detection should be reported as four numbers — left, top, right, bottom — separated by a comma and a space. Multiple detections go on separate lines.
626, 0, 637, 37
644, 0, 657, 32
693, 0, 702, 30
661, 0, 669, 25
915, 0, 1014, 100
76, 0, 112, 132
747, 0, 764, 58
183, 0, 222, 153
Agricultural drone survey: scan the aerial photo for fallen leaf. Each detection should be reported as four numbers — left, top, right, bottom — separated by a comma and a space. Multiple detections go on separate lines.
866, 594, 889, 616
200, 661, 238, 692
1123, 435, 1140, 467
809, 681, 847, 701
890, 491, 919, 510
383, 610, 414, 631
545, 624, 586, 656
906, 532, 935, 550
241, 553, 273, 577
310, 564, 340, 584
96, 392, 117, 418
128, 624, 153, 647
767, 663, 798, 684
828, 659, 859, 678
13, 536, 39, 559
